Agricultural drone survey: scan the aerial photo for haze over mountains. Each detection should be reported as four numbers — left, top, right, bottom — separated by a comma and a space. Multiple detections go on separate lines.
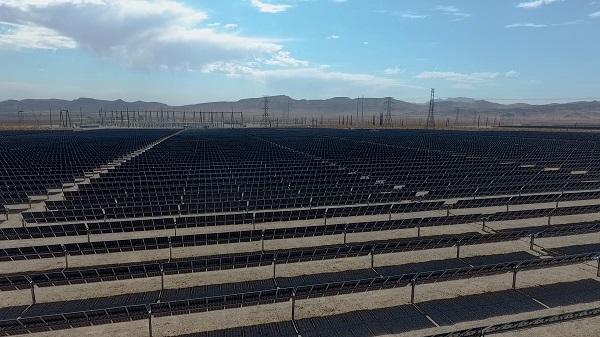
1, 96, 600, 121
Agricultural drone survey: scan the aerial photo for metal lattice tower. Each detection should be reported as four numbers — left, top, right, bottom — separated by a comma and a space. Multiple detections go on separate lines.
426, 88, 435, 129
384, 97, 393, 126
262, 96, 270, 127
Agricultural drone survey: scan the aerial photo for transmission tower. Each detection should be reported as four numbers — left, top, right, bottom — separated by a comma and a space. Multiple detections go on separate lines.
384, 97, 393, 127
425, 88, 435, 129
262, 96, 271, 127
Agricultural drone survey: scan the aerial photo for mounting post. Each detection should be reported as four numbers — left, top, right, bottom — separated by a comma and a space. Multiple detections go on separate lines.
62, 244, 69, 269
389, 204, 393, 221
147, 306, 153, 337
30, 280, 36, 304
85, 222, 90, 243
529, 234, 535, 251
261, 229, 265, 252
168, 237, 172, 261
596, 258, 600, 277
547, 214, 552, 225
272, 258, 277, 279
370, 251, 375, 269
512, 268, 518, 289
482, 218, 487, 231
343, 225, 347, 245
291, 291, 297, 320
456, 242, 461, 259
417, 223, 421, 238
410, 280, 416, 303
160, 266, 164, 292
446, 205, 450, 217
324, 209, 328, 225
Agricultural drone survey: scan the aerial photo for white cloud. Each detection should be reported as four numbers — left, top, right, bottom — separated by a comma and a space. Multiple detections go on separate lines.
505, 23, 548, 28
374, 9, 428, 19
517, 0, 562, 9
250, 0, 291, 13
384, 67, 404, 75
590, 11, 600, 17
505, 70, 521, 78
327, 34, 340, 39
0, 0, 283, 69
223, 23, 238, 29
201, 61, 420, 90
416, 71, 499, 84
263, 50, 308, 67
434, 5, 470, 18
0, 21, 76, 49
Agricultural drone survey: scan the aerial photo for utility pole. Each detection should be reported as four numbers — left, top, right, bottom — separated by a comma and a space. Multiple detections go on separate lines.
287, 97, 291, 124
384, 97, 393, 127
361, 95, 365, 123
425, 88, 436, 129
455, 108, 460, 126
262, 96, 270, 127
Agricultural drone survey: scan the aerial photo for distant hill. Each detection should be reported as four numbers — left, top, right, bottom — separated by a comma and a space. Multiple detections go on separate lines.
1, 96, 600, 122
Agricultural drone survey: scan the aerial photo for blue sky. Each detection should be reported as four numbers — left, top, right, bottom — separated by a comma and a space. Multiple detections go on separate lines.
0, 0, 599, 104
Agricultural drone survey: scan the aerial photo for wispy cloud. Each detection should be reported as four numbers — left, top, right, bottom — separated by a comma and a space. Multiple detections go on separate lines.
0, 21, 76, 50
327, 34, 340, 39
505, 20, 583, 28
374, 9, 428, 19
434, 5, 470, 18
505, 70, 521, 78
416, 71, 499, 84
516, 0, 562, 9
590, 11, 600, 17
384, 67, 405, 75
250, 0, 292, 13
505, 23, 548, 28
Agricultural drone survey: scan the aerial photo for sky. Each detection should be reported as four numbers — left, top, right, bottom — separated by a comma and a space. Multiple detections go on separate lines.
0, 0, 599, 105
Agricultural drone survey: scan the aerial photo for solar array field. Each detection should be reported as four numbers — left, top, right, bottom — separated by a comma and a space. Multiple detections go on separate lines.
1, 128, 600, 337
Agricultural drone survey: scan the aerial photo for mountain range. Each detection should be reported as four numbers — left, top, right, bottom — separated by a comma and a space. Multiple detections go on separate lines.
1, 96, 600, 122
